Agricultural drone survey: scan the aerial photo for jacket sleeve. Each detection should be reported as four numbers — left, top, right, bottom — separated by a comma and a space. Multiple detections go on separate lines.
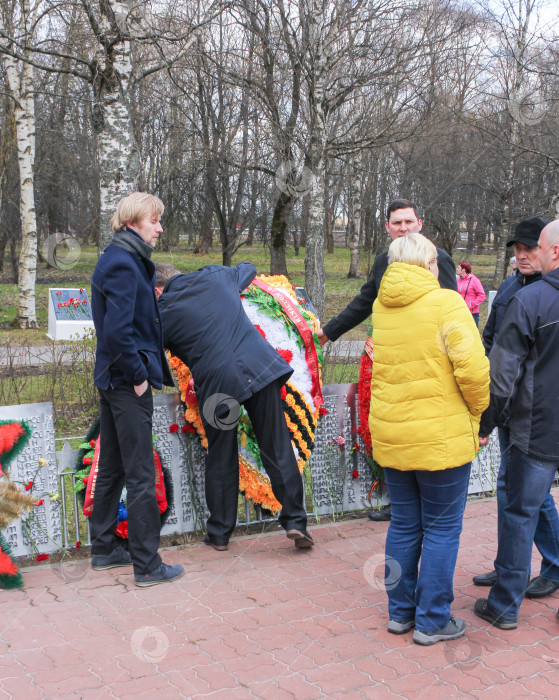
235, 262, 257, 291
322, 255, 384, 341
437, 248, 458, 292
100, 258, 147, 385
440, 294, 490, 419
479, 295, 533, 437
472, 276, 486, 307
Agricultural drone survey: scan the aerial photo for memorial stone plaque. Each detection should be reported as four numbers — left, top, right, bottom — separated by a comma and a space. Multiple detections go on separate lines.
47, 287, 94, 340
152, 393, 207, 536
0, 402, 62, 557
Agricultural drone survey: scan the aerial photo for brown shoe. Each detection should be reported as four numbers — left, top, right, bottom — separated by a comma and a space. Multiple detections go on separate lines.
203, 534, 228, 551
286, 528, 314, 549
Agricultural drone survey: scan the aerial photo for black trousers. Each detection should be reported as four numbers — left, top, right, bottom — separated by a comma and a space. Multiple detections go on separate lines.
202, 379, 307, 545
90, 384, 162, 575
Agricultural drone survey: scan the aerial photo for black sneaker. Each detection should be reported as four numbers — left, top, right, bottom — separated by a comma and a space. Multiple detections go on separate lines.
368, 505, 391, 522
472, 570, 498, 586
135, 563, 185, 587
413, 617, 466, 645
286, 528, 314, 549
91, 545, 132, 570
473, 598, 517, 629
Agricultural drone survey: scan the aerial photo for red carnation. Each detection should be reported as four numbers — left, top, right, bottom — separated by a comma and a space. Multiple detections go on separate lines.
169, 424, 179, 433
280, 386, 287, 400
277, 349, 293, 364
353, 443, 360, 452
89, 440, 96, 448
82, 300, 87, 305
83, 457, 92, 466
34, 499, 44, 506
254, 325, 266, 339
80, 287, 85, 293
319, 407, 328, 416
25, 481, 33, 491
57, 303, 62, 307
182, 424, 196, 434
56, 290, 61, 295
82, 477, 88, 485
352, 470, 359, 479
35, 554, 50, 562
75, 541, 81, 549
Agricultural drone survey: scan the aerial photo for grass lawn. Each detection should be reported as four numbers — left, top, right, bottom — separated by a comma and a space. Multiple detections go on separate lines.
0, 242, 498, 343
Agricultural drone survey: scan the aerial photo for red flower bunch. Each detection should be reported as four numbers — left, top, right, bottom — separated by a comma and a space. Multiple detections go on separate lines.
277, 349, 293, 364
169, 424, 179, 433
35, 554, 49, 562
0, 551, 18, 576
352, 470, 359, 479
181, 424, 196, 434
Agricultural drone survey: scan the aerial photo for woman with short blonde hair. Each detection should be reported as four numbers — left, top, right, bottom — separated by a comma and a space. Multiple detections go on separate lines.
370, 232, 489, 645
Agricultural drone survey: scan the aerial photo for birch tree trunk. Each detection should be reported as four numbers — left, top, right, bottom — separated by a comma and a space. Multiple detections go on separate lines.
304, 3, 327, 320
93, 1, 140, 252
0, 1, 38, 328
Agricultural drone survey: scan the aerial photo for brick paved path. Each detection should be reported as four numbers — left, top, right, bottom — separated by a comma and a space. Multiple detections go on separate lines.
2, 494, 559, 699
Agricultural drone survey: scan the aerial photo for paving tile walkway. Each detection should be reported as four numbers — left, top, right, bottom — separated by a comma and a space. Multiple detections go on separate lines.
2, 493, 559, 699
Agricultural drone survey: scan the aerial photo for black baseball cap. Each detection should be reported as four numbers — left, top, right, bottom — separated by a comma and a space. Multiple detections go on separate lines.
506, 217, 549, 248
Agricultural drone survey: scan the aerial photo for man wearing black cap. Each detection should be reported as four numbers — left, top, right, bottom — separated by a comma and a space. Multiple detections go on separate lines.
473, 216, 559, 600
474, 218, 559, 628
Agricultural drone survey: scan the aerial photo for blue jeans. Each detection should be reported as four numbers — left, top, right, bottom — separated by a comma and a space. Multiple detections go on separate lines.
383, 463, 471, 632
489, 445, 559, 620
497, 427, 559, 581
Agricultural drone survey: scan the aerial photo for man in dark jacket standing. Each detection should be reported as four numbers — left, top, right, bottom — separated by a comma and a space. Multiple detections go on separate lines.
317, 199, 457, 521
155, 262, 313, 551
473, 217, 559, 598
317, 199, 457, 346
91, 192, 183, 587
474, 219, 559, 629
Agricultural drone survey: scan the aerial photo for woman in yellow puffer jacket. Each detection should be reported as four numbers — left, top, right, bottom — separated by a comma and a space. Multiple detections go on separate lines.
369, 233, 489, 646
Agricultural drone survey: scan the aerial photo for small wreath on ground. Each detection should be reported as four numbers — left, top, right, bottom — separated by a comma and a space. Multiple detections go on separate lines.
74, 417, 173, 538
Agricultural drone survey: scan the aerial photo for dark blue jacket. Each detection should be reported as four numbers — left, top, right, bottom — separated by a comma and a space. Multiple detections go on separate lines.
92, 234, 173, 390
482, 269, 542, 353
157, 263, 292, 409
323, 247, 457, 341
479, 268, 559, 460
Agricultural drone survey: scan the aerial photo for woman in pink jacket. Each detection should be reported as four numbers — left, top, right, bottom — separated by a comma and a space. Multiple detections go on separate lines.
457, 262, 485, 327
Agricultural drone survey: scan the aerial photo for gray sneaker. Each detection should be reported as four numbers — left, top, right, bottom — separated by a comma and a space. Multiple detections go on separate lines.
135, 563, 185, 587
387, 619, 415, 634
91, 545, 132, 570
413, 616, 466, 646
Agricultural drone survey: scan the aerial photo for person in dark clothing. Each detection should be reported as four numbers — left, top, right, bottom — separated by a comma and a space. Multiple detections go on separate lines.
317, 199, 457, 522
474, 219, 559, 629
155, 262, 313, 551
90, 192, 184, 587
473, 216, 559, 600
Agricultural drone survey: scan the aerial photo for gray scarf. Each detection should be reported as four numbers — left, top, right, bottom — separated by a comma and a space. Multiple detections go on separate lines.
111, 228, 154, 260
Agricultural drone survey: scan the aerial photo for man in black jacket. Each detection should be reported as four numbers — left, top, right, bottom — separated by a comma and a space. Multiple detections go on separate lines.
474, 219, 559, 629
155, 262, 313, 551
317, 199, 457, 346
317, 199, 457, 521
473, 217, 559, 598
91, 192, 183, 587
